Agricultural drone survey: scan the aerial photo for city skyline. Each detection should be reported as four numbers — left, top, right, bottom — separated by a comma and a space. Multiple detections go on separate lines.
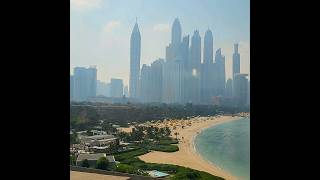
70, 0, 250, 86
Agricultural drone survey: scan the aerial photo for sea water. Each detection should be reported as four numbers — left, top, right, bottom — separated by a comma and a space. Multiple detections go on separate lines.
195, 118, 250, 180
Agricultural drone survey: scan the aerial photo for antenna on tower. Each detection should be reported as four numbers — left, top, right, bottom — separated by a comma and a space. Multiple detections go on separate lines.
136, 17, 137, 23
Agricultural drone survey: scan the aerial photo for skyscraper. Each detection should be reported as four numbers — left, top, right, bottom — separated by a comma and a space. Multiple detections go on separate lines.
189, 30, 201, 69
124, 85, 129, 98
140, 59, 164, 103
162, 18, 184, 104
110, 78, 123, 98
150, 59, 164, 102
70, 75, 74, 101
73, 66, 97, 101
233, 73, 248, 107
201, 29, 214, 103
129, 21, 141, 99
97, 80, 109, 97
87, 66, 97, 98
180, 35, 190, 103
166, 18, 183, 61
247, 80, 250, 106
171, 18, 182, 46
73, 67, 87, 101
162, 60, 183, 103
225, 78, 233, 97
232, 43, 241, 98
232, 43, 240, 78
181, 35, 190, 67
140, 64, 151, 102
106, 83, 111, 97
215, 48, 226, 96
186, 30, 201, 104
203, 29, 213, 64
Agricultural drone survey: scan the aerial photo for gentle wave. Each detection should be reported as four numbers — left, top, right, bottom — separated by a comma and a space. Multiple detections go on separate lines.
195, 118, 250, 180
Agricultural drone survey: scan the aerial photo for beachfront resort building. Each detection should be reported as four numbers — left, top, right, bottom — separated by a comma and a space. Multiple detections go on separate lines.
77, 134, 119, 154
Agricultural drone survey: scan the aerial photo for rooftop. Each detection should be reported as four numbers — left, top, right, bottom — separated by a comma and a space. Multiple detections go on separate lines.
80, 134, 115, 141
76, 153, 106, 162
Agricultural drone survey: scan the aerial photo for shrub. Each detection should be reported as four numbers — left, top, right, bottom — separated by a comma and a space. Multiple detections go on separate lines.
115, 164, 139, 174
115, 148, 149, 161
81, 159, 90, 168
70, 155, 76, 166
95, 157, 109, 170
159, 137, 178, 145
150, 144, 179, 152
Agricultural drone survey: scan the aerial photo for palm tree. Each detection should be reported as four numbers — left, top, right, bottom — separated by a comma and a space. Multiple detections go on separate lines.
174, 132, 179, 140
165, 127, 171, 137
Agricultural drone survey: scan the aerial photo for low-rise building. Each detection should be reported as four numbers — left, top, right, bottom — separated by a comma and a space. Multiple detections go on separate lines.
76, 153, 106, 167
79, 134, 119, 146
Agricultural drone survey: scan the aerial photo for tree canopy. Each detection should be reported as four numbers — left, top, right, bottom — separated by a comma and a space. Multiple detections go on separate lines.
70, 103, 248, 131
81, 159, 90, 168
95, 157, 109, 170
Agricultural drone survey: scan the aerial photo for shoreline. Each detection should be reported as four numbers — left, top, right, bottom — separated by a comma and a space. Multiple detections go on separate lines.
139, 115, 242, 180
191, 117, 243, 179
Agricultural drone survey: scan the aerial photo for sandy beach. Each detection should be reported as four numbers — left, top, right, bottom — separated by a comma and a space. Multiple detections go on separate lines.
139, 115, 241, 180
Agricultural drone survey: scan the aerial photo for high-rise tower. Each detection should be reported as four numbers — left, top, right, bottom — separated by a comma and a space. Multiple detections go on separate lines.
201, 29, 214, 103
171, 18, 182, 45
232, 43, 240, 78
215, 48, 226, 96
129, 21, 141, 99
185, 30, 201, 104
163, 18, 184, 104
203, 29, 213, 64
73, 66, 97, 101
189, 30, 201, 69
166, 18, 182, 61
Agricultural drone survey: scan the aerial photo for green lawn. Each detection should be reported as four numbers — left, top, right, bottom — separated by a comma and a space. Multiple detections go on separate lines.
149, 144, 179, 152
114, 148, 149, 161
114, 148, 224, 180
158, 138, 179, 145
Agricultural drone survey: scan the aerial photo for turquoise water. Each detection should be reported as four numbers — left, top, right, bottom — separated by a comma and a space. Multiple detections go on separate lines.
195, 118, 250, 180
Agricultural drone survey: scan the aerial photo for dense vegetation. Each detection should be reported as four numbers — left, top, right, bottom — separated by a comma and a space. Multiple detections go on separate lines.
95, 157, 109, 170
158, 138, 178, 145
70, 155, 76, 166
81, 159, 90, 168
69, 102, 246, 179
149, 144, 179, 152
70, 102, 248, 131
115, 164, 148, 176
114, 149, 224, 179
70, 132, 79, 144
114, 148, 150, 161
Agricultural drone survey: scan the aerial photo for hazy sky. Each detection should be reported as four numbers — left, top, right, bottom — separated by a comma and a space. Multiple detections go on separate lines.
71, 0, 250, 86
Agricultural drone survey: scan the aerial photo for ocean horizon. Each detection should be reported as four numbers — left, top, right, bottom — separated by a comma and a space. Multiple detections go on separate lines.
195, 117, 250, 180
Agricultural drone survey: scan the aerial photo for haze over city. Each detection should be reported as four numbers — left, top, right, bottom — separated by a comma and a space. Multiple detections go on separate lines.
70, 1, 250, 179
70, 0, 250, 86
